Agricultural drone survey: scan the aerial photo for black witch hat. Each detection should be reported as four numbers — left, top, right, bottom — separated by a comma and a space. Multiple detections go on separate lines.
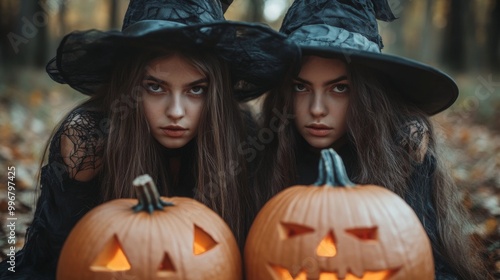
280, 0, 458, 115
46, 0, 299, 102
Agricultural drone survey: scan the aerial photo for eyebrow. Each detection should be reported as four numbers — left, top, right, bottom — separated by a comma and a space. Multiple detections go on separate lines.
294, 75, 348, 87
143, 75, 208, 87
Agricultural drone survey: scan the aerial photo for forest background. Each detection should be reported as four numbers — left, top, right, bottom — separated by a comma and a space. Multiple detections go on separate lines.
0, 0, 499, 277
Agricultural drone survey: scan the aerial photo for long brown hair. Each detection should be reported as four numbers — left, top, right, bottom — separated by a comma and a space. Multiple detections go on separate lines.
39, 47, 249, 245
255, 57, 489, 280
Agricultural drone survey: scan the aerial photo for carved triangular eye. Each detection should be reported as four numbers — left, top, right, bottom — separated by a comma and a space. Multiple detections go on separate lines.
90, 234, 131, 271
157, 252, 176, 277
279, 222, 315, 239
345, 226, 378, 241
193, 224, 218, 255
316, 230, 337, 257
269, 264, 307, 280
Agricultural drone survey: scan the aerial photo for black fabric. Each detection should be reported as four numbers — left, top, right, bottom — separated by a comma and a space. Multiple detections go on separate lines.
160, 139, 197, 198
0, 109, 105, 280
406, 153, 459, 280
46, 0, 300, 102
280, 0, 395, 49
219, 0, 233, 13
122, 0, 225, 28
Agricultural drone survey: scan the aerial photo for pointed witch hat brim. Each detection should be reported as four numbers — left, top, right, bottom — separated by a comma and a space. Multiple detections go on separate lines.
280, 0, 458, 115
300, 44, 458, 115
46, 0, 300, 102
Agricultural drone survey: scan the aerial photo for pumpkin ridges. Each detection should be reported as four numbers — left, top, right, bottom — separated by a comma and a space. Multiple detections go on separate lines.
194, 198, 242, 279
245, 187, 289, 279
168, 199, 200, 278
139, 198, 185, 279
136, 211, 164, 279
357, 187, 395, 277
245, 149, 434, 280
336, 187, 354, 277
198, 209, 240, 278
371, 188, 407, 276
57, 200, 136, 279
161, 197, 242, 279
294, 187, 314, 277
372, 188, 396, 273
58, 195, 242, 280
247, 185, 434, 280
342, 187, 372, 277
363, 186, 433, 279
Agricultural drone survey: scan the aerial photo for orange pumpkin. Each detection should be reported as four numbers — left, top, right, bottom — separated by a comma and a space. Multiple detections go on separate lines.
57, 174, 241, 280
245, 149, 434, 280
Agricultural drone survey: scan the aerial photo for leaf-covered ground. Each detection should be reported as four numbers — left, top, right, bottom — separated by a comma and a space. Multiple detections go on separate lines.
0, 69, 498, 277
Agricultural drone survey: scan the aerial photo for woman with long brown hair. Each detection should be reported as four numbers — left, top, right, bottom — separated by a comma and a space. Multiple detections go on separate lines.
0, 0, 297, 279
253, 0, 491, 279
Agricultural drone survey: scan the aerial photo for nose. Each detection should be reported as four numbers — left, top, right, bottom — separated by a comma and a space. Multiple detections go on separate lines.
166, 93, 185, 120
310, 92, 327, 118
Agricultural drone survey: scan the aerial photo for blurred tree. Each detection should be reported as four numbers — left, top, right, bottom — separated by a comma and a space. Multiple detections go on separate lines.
0, 0, 18, 68
2, 0, 49, 69
59, 0, 66, 36
30, 0, 49, 68
441, 0, 468, 71
248, 0, 264, 23
419, 0, 435, 63
486, 0, 500, 72
109, 0, 119, 29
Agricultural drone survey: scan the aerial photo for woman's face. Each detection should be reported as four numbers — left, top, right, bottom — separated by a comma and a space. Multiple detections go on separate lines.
293, 56, 350, 149
142, 54, 207, 149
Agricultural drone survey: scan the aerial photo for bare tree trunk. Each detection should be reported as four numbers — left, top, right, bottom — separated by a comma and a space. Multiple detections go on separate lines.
248, 0, 264, 23
0, 0, 18, 68
440, 0, 467, 72
487, 0, 500, 72
10, 0, 48, 68
34, 0, 48, 68
109, 0, 119, 29
59, 0, 67, 36
419, 0, 434, 63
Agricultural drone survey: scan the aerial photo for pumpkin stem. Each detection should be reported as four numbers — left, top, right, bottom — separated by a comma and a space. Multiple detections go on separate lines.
132, 174, 174, 213
314, 149, 355, 187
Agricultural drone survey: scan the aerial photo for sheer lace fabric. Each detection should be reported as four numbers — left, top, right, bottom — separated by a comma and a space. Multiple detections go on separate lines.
58, 110, 106, 181
0, 108, 106, 279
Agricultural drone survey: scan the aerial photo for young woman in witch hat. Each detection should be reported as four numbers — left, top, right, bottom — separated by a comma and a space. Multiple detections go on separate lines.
0, 0, 298, 279
253, 0, 490, 279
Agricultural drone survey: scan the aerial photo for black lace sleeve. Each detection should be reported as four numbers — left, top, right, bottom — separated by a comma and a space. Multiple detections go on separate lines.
51, 108, 107, 183
0, 108, 107, 280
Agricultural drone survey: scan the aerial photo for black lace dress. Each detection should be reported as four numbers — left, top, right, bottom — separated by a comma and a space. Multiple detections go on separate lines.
0, 108, 106, 279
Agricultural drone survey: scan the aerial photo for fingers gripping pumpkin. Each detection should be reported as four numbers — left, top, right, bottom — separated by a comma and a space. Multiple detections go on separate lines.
245, 149, 434, 280
57, 174, 242, 280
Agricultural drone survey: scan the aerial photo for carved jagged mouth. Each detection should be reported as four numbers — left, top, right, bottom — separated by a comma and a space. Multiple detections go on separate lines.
269, 264, 400, 280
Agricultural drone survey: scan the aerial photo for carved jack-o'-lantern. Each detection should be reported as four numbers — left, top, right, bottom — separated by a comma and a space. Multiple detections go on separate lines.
245, 149, 434, 280
57, 174, 241, 280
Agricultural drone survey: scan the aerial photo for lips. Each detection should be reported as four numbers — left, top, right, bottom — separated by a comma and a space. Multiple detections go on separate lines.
160, 125, 188, 137
305, 123, 332, 137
